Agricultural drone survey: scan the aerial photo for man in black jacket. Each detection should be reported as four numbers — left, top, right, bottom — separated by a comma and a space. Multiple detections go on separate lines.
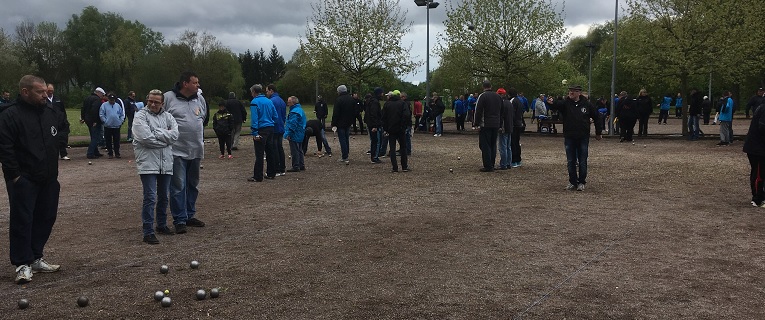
615, 91, 638, 142
0, 75, 66, 284
548, 85, 603, 191
224, 92, 247, 150
431, 92, 446, 136
315, 95, 328, 129
381, 90, 410, 172
124, 91, 138, 142
508, 87, 525, 168
81, 87, 105, 159
745, 87, 765, 119
365, 88, 384, 163
46, 84, 70, 160
472, 81, 502, 172
688, 89, 703, 140
331, 85, 356, 162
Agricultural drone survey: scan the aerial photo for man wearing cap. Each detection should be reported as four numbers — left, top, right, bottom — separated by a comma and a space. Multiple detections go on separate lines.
331, 85, 356, 163
547, 85, 603, 191
746, 87, 765, 119
99, 92, 126, 158
381, 90, 410, 172
472, 81, 502, 172
82, 87, 106, 159
163, 71, 207, 233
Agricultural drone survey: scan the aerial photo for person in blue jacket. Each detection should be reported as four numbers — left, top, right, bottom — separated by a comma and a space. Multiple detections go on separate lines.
99, 92, 125, 158
455, 95, 467, 131
284, 96, 307, 172
717, 91, 735, 146
674, 92, 683, 118
658, 93, 672, 124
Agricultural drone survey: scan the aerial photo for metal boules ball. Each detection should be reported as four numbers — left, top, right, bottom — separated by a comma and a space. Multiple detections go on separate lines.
196, 289, 207, 300
161, 296, 172, 307
18, 299, 29, 309
160, 265, 169, 274
77, 296, 89, 307
190, 260, 200, 269
210, 288, 220, 298
154, 291, 165, 301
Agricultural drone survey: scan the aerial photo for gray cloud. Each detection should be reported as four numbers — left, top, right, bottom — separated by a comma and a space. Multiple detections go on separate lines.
1, 0, 618, 82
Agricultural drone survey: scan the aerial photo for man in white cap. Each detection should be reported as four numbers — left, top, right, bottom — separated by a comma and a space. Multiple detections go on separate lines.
81, 87, 106, 159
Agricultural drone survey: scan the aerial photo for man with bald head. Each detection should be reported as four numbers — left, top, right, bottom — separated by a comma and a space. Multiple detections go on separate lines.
0, 75, 67, 284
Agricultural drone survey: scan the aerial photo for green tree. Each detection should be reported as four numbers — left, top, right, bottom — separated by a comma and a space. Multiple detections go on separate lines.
0, 28, 35, 94
301, 0, 420, 91
624, 0, 764, 134
439, 0, 568, 90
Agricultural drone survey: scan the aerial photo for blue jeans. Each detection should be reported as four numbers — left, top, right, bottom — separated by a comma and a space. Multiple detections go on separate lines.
169, 157, 201, 225
564, 137, 590, 185
289, 139, 304, 169
337, 127, 350, 160
435, 114, 443, 134
320, 129, 332, 154
368, 127, 381, 161
87, 124, 100, 157
498, 132, 512, 168
405, 127, 412, 154
140, 174, 171, 236
688, 115, 700, 139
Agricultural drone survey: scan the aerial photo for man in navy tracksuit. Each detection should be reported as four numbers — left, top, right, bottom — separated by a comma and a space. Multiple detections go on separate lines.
548, 85, 603, 191
0, 75, 67, 284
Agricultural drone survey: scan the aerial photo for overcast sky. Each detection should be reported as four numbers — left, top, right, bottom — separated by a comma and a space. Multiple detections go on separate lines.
1, 0, 618, 83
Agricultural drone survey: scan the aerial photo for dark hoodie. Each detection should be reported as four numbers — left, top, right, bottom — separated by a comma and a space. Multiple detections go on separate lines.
382, 95, 410, 134
364, 93, 383, 128
549, 95, 602, 139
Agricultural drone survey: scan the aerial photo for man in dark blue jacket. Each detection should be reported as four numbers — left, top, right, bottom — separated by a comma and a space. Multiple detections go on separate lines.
472, 81, 502, 172
267, 84, 287, 176
0, 75, 66, 284
548, 85, 603, 191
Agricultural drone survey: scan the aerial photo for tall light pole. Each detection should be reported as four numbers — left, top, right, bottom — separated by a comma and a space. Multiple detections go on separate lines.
609, 0, 618, 136
415, 0, 439, 105
585, 42, 595, 97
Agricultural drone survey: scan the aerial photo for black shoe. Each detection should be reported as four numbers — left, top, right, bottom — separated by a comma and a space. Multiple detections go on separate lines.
287, 168, 301, 172
174, 224, 187, 234
479, 168, 494, 172
265, 175, 275, 180
391, 169, 399, 173
115, 154, 121, 159
108, 155, 113, 159
232, 147, 238, 151
143, 234, 160, 244
402, 168, 410, 172
155, 226, 175, 235
247, 177, 261, 182
186, 218, 205, 227
300, 167, 305, 171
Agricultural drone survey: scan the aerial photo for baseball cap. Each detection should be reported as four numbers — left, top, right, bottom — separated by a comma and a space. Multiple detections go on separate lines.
95, 87, 105, 95
496, 88, 507, 95
568, 85, 583, 91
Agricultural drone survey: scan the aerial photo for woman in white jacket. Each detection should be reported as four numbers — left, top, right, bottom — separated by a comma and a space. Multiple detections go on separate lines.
132, 89, 179, 244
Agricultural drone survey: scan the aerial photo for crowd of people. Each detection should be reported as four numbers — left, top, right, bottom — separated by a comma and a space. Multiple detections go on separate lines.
0, 70, 763, 285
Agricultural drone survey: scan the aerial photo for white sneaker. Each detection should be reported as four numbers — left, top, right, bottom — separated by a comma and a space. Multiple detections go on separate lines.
434, 134, 438, 137
576, 184, 585, 191
60, 156, 71, 160
565, 184, 576, 191
31, 258, 60, 273
753, 201, 759, 207
15, 265, 32, 284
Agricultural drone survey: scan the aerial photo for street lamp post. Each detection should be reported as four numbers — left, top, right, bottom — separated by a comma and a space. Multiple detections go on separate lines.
585, 42, 595, 97
610, 0, 618, 136
415, 0, 439, 106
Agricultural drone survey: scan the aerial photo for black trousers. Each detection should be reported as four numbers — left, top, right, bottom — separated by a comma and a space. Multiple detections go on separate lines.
302, 127, 323, 154
104, 127, 121, 156
620, 117, 637, 141
749, 154, 765, 205
217, 134, 232, 155
456, 114, 466, 131
253, 126, 277, 181
388, 132, 408, 171
8, 178, 60, 266
511, 128, 522, 163
478, 127, 499, 170
353, 114, 365, 133
638, 115, 650, 136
